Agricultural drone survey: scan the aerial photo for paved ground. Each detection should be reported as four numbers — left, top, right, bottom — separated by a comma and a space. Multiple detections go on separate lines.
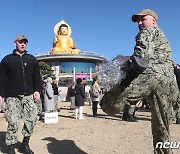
0, 102, 180, 154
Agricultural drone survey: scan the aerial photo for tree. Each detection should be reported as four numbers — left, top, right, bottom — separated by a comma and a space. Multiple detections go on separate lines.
39, 62, 55, 80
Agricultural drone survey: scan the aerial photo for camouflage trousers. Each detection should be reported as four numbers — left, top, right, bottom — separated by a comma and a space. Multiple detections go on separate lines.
3, 95, 38, 145
123, 104, 136, 115
173, 98, 180, 120
35, 98, 43, 114
100, 73, 179, 154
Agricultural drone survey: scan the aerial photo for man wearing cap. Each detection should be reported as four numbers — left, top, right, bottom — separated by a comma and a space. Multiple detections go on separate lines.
0, 35, 42, 154
100, 9, 179, 154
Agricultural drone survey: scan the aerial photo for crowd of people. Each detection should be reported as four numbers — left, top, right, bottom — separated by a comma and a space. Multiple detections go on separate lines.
66, 77, 102, 120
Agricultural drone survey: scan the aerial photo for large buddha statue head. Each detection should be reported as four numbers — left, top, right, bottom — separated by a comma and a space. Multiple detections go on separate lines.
58, 24, 68, 36
50, 20, 80, 54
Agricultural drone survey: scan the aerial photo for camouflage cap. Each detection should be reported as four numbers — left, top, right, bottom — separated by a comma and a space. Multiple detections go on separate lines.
14, 35, 28, 43
132, 9, 158, 22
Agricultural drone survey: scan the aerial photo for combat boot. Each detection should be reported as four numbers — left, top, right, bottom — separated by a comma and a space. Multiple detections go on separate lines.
122, 106, 129, 121
127, 115, 138, 122
8, 144, 15, 154
122, 114, 128, 121
176, 118, 180, 124
132, 107, 138, 121
19, 136, 34, 154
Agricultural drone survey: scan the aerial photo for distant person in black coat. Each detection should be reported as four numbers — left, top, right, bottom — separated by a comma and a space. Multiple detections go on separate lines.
173, 62, 180, 88
173, 61, 180, 124
69, 82, 76, 110
52, 79, 60, 111
75, 78, 86, 120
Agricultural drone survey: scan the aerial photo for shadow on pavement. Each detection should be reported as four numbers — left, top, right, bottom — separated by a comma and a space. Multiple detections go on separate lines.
43, 137, 88, 154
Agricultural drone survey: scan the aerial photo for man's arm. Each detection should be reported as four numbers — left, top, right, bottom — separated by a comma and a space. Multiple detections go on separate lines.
33, 59, 42, 93
133, 29, 153, 59
32, 58, 42, 102
0, 60, 7, 97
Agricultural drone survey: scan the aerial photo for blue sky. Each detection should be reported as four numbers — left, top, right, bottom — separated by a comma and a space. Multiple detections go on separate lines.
0, 0, 180, 63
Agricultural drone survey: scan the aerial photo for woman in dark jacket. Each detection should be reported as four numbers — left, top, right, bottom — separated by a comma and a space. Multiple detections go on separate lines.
69, 83, 76, 110
75, 78, 86, 119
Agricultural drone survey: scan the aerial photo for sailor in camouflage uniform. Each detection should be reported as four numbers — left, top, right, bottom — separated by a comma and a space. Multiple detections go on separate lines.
0, 35, 42, 154
100, 9, 179, 154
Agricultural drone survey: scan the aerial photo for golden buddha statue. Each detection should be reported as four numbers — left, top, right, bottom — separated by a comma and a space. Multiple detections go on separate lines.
50, 20, 80, 54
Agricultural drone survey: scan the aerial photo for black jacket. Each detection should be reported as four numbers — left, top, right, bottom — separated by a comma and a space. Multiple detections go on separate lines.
52, 83, 58, 95
75, 83, 85, 106
0, 50, 42, 97
69, 86, 76, 97
174, 67, 180, 90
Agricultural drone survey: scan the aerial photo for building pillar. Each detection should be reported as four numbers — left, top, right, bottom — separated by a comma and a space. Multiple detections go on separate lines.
73, 67, 76, 82
90, 67, 92, 80
55, 65, 59, 80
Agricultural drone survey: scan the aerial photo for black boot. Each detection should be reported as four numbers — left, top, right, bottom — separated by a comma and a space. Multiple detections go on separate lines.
176, 118, 180, 124
39, 114, 44, 121
122, 106, 129, 121
127, 115, 138, 122
8, 144, 15, 154
19, 137, 34, 154
132, 107, 138, 121
93, 109, 97, 117
92, 102, 98, 117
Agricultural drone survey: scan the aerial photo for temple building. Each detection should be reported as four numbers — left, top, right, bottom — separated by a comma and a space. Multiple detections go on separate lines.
35, 20, 107, 86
